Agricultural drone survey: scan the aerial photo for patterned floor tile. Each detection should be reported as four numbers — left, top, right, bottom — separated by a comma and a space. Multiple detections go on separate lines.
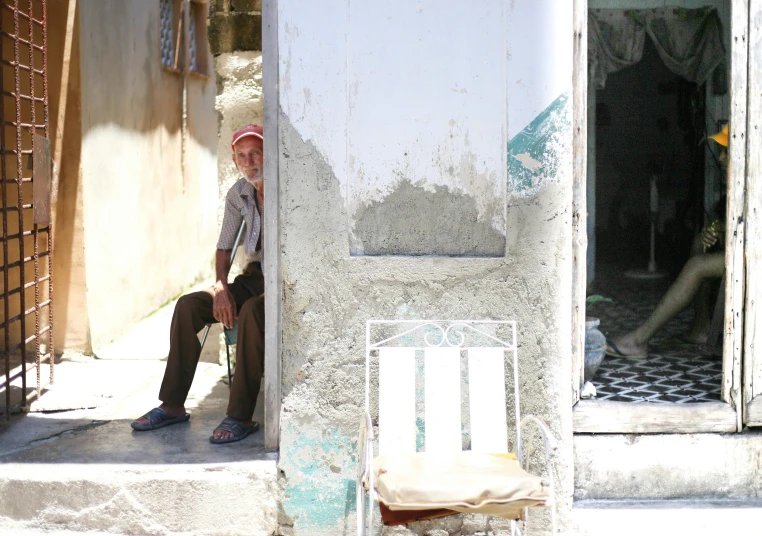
587, 263, 722, 404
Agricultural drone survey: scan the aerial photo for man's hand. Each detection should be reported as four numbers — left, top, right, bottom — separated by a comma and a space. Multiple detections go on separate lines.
700, 221, 724, 250
213, 284, 237, 329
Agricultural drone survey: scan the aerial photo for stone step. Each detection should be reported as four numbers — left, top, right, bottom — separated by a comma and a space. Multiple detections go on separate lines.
0, 358, 278, 536
0, 460, 278, 536
574, 432, 762, 500
572, 499, 762, 536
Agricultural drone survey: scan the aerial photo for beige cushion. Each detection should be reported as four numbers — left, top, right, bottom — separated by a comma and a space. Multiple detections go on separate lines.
373, 451, 550, 519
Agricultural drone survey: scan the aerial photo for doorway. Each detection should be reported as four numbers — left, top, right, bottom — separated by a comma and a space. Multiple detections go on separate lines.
589, 36, 724, 404
572, 2, 744, 433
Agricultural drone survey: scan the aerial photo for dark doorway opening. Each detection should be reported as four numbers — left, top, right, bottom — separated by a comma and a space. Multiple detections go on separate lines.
587, 37, 727, 404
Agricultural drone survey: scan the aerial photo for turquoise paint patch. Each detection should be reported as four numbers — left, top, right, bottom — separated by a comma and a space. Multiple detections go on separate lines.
416, 354, 425, 451
282, 425, 357, 534
416, 417, 425, 452
508, 91, 571, 194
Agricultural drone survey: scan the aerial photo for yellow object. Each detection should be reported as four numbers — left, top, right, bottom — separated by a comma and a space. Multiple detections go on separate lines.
709, 124, 729, 147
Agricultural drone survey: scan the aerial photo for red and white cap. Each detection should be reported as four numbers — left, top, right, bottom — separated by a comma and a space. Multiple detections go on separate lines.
231, 124, 264, 150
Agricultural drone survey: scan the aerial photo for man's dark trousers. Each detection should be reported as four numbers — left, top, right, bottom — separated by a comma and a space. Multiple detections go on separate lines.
159, 262, 265, 422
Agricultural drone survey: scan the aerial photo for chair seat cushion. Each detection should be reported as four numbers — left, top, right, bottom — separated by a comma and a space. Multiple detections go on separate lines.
373, 451, 550, 519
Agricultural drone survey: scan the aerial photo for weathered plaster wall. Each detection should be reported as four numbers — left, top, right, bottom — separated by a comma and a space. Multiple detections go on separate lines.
210, 0, 263, 274
49, 0, 89, 353
343, 3, 507, 256
277, 1, 574, 534
575, 432, 762, 500
214, 52, 263, 233
78, 2, 218, 350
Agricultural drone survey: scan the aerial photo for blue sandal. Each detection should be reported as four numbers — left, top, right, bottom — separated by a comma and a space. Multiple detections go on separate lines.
209, 417, 259, 444
131, 407, 190, 431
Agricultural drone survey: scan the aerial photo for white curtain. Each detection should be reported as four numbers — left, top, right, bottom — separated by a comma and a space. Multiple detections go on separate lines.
589, 7, 725, 90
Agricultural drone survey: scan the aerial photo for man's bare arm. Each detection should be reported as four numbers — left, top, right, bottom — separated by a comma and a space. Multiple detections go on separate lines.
212, 249, 237, 329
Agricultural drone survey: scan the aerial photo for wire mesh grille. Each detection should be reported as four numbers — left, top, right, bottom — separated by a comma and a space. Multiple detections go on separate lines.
1, 0, 53, 418
160, 0, 174, 68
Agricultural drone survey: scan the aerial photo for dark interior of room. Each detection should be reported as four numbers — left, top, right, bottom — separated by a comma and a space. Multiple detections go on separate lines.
587, 38, 727, 403
595, 38, 708, 276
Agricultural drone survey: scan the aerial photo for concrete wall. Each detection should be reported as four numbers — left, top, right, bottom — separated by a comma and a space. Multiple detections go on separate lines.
215, 52, 263, 237
210, 1, 263, 275
78, 1, 218, 350
575, 432, 762, 500
276, 1, 574, 534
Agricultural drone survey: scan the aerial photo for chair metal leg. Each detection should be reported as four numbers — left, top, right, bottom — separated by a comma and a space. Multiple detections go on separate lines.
226, 343, 233, 388
356, 477, 367, 536
199, 323, 212, 350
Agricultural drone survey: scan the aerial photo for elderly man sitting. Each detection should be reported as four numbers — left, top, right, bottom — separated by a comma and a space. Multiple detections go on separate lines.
131, 124, 266, 444
607, 125, 729, 359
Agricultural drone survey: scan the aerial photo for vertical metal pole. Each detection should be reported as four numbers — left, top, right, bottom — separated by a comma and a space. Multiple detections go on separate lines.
513, 322, 521, 462
28, 0, 41, 394
263, 0, 281, 451
365, 321, 370, 412
13, 0, 29, 405
226, 342, 232, 388
181, 0, 189, 193
42, 0, 54, 385
1, 5, 11, 419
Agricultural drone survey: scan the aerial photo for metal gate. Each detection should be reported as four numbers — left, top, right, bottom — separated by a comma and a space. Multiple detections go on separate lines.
1, 0, 53, 418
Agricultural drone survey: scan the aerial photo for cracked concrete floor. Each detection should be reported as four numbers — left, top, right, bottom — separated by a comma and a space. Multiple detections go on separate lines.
1, 318, 268, 464
0, 358, 268, 464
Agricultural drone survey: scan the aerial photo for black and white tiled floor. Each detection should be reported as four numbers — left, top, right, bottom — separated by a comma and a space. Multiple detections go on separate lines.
587, 264, 722, 403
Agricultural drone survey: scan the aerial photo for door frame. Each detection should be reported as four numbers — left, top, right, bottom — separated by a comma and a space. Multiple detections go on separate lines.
571, 0, 750, 434
263, 0, 282, 451
742, 0, 762, 426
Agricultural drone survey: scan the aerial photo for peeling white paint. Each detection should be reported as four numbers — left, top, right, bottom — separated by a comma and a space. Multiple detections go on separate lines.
514, 152, 543, 172
279, 0, 508, 250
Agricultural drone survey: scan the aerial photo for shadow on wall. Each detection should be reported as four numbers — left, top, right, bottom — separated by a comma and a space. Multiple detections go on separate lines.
45, 0, 220, 352
352, 180, 506, 257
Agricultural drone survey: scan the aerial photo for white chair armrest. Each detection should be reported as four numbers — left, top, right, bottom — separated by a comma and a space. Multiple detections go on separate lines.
519, 416, 557, 464
358, 411, 374, 488
518, 415, 558, 534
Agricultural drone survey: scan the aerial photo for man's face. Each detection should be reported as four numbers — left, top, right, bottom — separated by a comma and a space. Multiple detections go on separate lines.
232, 137, 264, 185
718, 146, 728, 173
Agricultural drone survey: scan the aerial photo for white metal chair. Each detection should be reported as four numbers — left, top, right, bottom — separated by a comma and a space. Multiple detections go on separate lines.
357, 320, 557, 536
199, 207, 247, 387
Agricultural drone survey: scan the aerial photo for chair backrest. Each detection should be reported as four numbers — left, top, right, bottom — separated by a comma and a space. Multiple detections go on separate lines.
366, 321, 520, 457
